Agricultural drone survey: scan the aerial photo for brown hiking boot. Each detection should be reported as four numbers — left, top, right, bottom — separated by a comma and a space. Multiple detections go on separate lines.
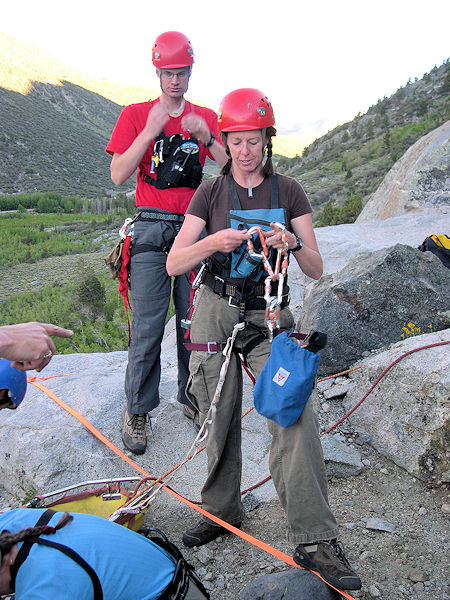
182, 403, 201, 432
122, 408, 147, 455
293, 539, 362, 590
182, 518, 241, 548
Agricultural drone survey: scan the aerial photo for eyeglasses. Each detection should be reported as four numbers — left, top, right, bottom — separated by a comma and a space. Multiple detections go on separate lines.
160, 69, 190, 80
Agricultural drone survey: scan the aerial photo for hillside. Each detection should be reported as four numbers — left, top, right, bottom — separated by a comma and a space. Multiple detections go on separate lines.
276, 60, 449, 223
0, 34, 157, 196
1, 33, 448, 212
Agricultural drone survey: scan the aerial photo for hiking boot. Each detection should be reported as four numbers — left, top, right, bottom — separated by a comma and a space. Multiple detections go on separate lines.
293, 539, 362, 591
122, 408, 147, 455
182, 403, 201, 432
182, 518, 241, 548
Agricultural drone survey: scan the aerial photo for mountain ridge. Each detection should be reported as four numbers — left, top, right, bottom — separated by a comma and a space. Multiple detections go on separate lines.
1, 33, 448, 213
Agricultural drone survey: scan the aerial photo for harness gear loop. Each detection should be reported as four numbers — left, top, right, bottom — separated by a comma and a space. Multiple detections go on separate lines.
247, 222, 289, 339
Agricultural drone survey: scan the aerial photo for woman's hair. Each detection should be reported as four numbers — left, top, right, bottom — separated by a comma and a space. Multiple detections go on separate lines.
0, 512, 73, 561
220, 126, 277, 177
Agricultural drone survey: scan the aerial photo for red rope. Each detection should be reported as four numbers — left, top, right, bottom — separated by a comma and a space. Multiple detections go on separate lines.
321, 340, 449, 436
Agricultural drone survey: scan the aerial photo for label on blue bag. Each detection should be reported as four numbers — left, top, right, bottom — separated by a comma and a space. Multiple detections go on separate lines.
273, 366, 290, 386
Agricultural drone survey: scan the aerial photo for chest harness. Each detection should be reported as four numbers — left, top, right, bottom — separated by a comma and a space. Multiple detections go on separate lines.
139, 102, 203, 191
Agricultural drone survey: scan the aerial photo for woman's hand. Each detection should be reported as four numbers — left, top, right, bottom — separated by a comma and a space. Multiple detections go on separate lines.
264, 223, 293, 250
212, 228, 250, 253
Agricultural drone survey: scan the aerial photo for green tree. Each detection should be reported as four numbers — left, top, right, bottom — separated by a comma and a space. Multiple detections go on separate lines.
417, 98, 428, 116
75, 263, 106, 319
317, 201, 338, 227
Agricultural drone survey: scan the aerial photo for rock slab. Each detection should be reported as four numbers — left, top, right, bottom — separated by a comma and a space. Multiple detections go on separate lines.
239, 569, 340, 600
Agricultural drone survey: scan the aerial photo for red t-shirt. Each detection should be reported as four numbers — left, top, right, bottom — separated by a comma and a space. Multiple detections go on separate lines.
106, 99, 222, 214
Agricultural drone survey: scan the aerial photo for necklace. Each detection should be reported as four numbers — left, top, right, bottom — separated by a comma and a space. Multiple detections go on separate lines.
169, 98, 185, 117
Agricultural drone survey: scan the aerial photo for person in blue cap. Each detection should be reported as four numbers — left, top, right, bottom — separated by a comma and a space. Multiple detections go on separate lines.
0, 508, 209, 599
0, 359, 27, 410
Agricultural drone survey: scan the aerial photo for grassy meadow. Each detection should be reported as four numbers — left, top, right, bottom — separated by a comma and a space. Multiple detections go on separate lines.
0, 197, 174, 354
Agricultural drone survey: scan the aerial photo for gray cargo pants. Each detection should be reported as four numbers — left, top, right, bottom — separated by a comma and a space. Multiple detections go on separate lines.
125, 215, 191, 414
186, 285, 339, 544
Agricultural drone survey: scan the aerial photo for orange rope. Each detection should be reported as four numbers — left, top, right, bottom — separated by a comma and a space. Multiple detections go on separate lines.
28, 376, 356, 600
317, 365, 362, 382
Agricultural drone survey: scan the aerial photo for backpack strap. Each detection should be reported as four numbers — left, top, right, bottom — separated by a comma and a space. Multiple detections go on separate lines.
10, 508, 55, 587
10, 509, 103, 600
32, 538, 103, 600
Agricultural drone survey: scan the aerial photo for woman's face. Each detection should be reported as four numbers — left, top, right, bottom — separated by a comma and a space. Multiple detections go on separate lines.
227, 130, 264, 175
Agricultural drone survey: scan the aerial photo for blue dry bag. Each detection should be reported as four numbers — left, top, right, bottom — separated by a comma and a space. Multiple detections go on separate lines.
253, 331, 320, 427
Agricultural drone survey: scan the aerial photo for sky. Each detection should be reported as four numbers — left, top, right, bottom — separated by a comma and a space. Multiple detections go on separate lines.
2, 0, 449, 148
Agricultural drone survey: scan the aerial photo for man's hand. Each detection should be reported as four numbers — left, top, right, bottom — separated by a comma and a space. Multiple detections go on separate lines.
0, 322, 74, 372
144, 101, 170, 138
182, 113, 210, 146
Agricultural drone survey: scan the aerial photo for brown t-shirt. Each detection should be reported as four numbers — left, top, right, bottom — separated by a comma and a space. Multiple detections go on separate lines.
186, 173, 312, 234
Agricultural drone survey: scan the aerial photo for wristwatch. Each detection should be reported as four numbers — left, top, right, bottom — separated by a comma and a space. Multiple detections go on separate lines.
204, 132, 215, 148
292, 234, 303, 252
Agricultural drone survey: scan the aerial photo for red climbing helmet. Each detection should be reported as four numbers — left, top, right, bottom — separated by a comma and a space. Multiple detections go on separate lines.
152, 31, 194, 69
218, 88, 275, 132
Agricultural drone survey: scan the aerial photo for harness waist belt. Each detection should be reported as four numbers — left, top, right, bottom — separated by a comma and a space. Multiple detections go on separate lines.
136, 209, 185, 223
201, 269, 288, 310
185, 331, 309, 354
202, 269, 269, 300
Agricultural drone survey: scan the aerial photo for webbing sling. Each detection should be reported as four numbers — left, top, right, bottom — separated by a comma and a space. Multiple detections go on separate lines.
10, 509, 103, 600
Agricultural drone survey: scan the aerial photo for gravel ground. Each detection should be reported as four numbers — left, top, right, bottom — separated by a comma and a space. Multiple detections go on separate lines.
146, 439, 449, 600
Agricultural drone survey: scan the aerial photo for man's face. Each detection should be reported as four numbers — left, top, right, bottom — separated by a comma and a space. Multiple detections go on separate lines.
157, 67, 191, 99
0, 389, 14, 411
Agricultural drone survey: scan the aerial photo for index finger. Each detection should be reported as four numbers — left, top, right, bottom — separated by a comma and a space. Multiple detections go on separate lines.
40, 324, 74, 338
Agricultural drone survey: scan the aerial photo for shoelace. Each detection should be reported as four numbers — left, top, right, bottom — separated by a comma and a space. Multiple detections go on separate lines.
330, 540, 353, 570
129, 414, 146, 432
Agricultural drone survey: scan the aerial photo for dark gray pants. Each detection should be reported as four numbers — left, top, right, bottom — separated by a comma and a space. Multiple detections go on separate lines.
125, 217, 191, 414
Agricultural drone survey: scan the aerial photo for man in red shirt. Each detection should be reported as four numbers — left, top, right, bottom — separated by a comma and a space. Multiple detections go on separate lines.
106, 31, 227, 455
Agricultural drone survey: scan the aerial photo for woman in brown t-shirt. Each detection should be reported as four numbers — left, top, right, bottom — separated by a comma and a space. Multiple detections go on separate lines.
167, 88, 361, 593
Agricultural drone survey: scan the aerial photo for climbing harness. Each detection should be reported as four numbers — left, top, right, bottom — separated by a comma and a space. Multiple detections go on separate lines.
105, 208, 192, 344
